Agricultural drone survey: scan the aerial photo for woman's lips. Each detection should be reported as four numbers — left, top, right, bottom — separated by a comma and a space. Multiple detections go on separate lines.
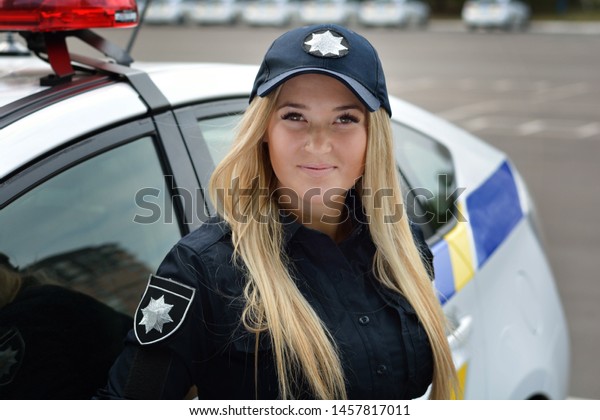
298, 164, 336, 177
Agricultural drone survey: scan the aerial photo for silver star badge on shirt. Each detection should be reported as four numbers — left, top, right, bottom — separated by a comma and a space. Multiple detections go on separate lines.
138, 295, 174, 334
303, 30, 349, 58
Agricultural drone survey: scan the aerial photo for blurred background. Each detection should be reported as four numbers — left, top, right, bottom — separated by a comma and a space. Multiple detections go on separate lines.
88, 0, 600, 399
131, 0, 600, 27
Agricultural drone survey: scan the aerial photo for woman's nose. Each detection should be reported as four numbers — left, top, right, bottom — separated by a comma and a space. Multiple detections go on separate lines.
304, 126, 332, 154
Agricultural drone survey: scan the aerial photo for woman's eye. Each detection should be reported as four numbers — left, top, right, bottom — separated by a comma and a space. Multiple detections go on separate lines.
281, 112, 304, 122
337, 113, 360, 124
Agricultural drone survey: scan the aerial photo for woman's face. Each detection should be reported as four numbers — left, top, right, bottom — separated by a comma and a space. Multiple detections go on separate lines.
266, 73, 367, 214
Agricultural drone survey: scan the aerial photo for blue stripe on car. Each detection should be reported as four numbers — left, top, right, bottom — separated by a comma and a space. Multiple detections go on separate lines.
431, 239, 455, 304
466, 161, 523, 268
432, 160, 524, 303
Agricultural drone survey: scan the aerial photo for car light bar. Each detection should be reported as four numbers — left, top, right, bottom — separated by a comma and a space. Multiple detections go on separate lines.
0, 0, 138, 32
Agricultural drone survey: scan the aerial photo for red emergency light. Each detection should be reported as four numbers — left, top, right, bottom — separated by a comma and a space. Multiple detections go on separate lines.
0, 0, 138, 32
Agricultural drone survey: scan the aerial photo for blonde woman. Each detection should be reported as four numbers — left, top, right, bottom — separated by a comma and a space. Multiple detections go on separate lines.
100, 24, 456, 400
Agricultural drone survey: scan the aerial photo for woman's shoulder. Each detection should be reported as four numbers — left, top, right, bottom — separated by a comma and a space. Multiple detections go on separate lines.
154, 217, 240, 294
176, 217, 233, 256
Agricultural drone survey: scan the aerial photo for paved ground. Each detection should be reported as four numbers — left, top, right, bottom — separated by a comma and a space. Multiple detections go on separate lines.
430, 19, 600, 35
94, 21, 600, 399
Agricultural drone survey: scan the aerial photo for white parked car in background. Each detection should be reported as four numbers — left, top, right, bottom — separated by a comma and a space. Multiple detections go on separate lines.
240, 0, 295, 27
358, 0, 430, 28
185, 0, 240, 25
141, 0, 186, 25
0, 0, 569, 400
462, 0, 531, 31
298, 0, 353, 25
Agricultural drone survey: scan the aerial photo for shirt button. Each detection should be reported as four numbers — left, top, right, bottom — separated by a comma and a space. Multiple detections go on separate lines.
376, 365, 388, 375
358, 315, 370, 325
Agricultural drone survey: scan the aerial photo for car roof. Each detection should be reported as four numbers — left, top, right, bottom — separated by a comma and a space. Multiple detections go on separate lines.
0, 57, 52, 108
0, 59, 256, 179
138, 62, 257, 106
0, 57, 257, 109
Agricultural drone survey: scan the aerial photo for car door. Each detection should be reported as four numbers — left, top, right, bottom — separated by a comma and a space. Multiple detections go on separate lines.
0, 112, 201, 310
0, 112, 197, 398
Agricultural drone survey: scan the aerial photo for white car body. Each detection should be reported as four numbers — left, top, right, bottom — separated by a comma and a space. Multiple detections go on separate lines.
462, 0, 530, 30
0, 32, 569, 399
240, 0, 295, 27
358, 0, 429, 28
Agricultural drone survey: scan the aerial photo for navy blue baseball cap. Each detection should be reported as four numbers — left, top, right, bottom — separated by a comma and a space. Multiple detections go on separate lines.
250, 24, 392, 116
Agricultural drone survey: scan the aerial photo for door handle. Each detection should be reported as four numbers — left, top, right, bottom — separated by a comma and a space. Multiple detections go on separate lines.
447, 315, 473, 350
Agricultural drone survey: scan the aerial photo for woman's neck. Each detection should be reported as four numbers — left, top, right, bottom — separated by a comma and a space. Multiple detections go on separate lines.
284, 198, 352, 243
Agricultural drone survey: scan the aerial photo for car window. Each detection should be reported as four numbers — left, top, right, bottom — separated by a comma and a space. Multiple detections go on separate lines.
197, 114, 242, 165
0, 137, 181, 316
392, 122, 457, 240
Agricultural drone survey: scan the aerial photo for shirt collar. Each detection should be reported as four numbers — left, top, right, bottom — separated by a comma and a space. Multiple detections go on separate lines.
280, 188, 367, 245
213, 188, 367, 244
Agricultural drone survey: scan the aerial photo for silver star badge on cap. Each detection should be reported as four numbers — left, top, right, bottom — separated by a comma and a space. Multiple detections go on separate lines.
303, 29, 349, 58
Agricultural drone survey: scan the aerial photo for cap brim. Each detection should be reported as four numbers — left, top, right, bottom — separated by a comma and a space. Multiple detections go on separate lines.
256, 68, 380, 112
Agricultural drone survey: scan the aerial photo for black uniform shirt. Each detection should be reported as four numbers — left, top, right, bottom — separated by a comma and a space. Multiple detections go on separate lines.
100, 207, 434, 400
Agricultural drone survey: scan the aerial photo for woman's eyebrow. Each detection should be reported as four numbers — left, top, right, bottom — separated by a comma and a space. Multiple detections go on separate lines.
277, 102, 307, 110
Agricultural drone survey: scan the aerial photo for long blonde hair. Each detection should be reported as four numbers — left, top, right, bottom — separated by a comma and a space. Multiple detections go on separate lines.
209, 89, 456, 399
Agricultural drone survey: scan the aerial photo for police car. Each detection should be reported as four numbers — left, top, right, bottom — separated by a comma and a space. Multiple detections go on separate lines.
0, 0, 569, 400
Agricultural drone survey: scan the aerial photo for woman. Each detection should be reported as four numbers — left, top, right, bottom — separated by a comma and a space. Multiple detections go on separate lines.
100, 24, 456, 400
